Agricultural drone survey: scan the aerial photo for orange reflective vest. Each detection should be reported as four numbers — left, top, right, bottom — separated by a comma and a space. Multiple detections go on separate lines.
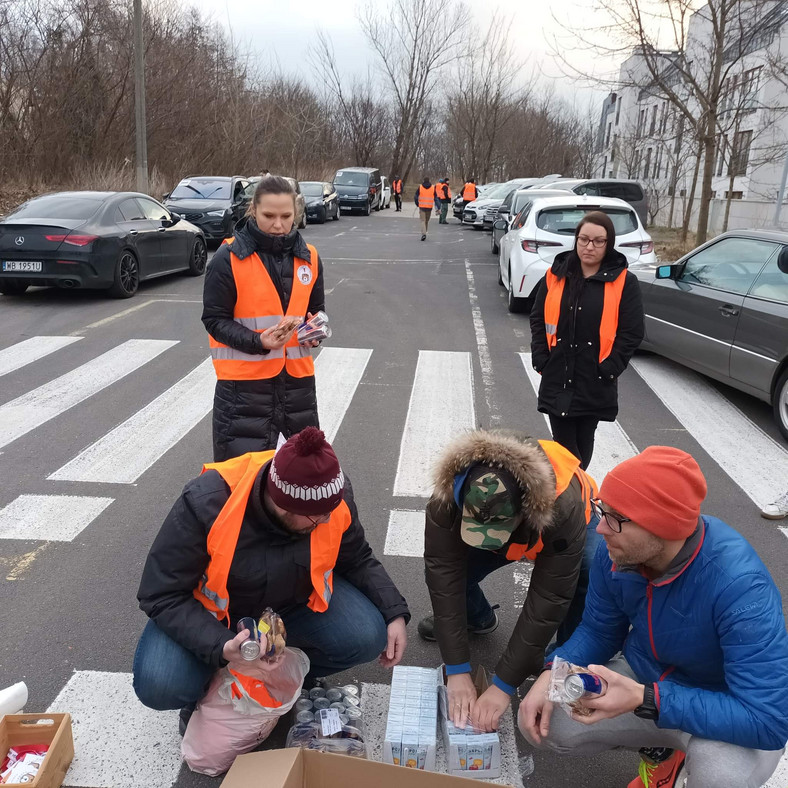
392, 179, 403, 194
418, 185, 435, 209
193, 450, 352, 705
503, 440, 598, 562
543, 269, 627, 362
462, 183, 477, 201
208, 240, 318, 381
437, 183, 451, 200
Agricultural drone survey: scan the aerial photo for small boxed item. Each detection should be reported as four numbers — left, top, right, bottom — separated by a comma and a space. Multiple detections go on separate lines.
0, 714, 73, 788
439, 666, 501, 779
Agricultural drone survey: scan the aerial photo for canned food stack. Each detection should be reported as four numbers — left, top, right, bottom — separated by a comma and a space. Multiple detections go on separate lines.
382, 666, 440, 771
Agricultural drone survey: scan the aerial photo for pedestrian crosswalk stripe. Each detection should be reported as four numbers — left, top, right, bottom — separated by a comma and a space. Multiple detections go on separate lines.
47, 671, 181, 788
0, 335, 83, 378
315, 347, 373, 444
0, 495, 114, 542
631, 356, 788, 510
394, 351, 476, 498
0, 339, 178, 451
49, 359, 215, 484
518, 353, 638, 483
384, 510, 424, 557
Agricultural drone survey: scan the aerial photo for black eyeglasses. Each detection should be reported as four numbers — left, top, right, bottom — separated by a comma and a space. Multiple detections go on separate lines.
305, 512, 332, 529
591, 498, 630, 533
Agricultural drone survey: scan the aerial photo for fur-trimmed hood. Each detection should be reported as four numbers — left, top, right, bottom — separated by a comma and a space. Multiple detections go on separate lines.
432, 430, 557, 533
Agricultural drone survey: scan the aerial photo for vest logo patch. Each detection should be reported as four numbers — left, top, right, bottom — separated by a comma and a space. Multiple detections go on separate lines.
297, 264, 312, 285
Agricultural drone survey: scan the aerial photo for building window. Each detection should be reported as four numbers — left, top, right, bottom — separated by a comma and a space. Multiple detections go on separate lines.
602, 156, 607, 176
605, 121, 612, 147
650, 105, 657, 135
716, 134, 726, 177
743, 67, 762, 111
616, 98, 621, 125
730, 130, 753, 176
654, 148, 662, 179
661, 102, 669, 134
644, 148, 653, 180
611, 134, 617, 162
724, 191, 744, 199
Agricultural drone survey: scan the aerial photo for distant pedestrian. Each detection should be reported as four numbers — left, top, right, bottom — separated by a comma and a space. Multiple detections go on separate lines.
438, 179, 452, 224
461, 178, 478, 212
391, 176, 403, 211
760, 490, 788, 519
414, 178, 436, 241
434, 179, 443, 217
530, 211, 644, 470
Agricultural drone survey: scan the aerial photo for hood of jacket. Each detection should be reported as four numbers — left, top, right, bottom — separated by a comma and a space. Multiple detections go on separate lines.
432, 430, 556, 533
551, 248, 628, 283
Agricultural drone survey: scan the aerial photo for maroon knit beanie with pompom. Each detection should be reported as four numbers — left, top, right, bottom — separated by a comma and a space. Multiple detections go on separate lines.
266, 427, 345, 515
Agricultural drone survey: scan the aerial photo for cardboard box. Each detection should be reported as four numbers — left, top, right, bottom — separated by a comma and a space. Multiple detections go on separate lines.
0, 713, 73, 788
221, 748, 512, 788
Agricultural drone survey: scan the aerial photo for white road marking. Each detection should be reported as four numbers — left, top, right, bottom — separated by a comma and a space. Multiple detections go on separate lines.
324, 277, 347, 295
465, 260, 499, 426
513, 561, 534, 608
314, 347, 373, 444
518, 353, 638, 484
49, 359, 215, 484
780, 527, 788, 541
0, 495, 113, 542
0, 336, 83, 377
0, 339, 177, 450
75, 299, 202, 332
47, 671, 181, 788
394, 351, 476, 498
384, 510, 424, 557
631, 356, 788, 509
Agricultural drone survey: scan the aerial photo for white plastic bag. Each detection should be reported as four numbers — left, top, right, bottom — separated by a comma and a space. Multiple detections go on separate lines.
182, 647, 309, 776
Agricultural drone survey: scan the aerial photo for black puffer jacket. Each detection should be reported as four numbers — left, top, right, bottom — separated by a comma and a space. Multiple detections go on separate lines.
424, 431, 587, 688
202, 218, 326, 461
138, 463, 410, 667
529, 249, 644, 421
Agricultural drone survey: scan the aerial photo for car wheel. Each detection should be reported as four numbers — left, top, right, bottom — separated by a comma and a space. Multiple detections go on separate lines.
0, 281, 28, 296
109, 250, 140, 298
187, 237, 207, 276
491, 232, 499, 255
364, 201, 371, 217
333, 204, 340, 220
298, 213, 307, 229
507, 266, 528, 313
773, 367, 788, 441
497, 255, 504, 286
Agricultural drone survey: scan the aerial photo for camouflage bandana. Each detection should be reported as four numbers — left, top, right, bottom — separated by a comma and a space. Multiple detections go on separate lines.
460, 466, 521, 550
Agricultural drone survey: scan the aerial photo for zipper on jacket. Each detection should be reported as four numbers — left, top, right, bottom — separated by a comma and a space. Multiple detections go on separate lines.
646, 583, 660, 661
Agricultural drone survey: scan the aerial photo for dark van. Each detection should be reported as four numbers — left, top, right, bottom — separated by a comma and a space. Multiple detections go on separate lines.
333, 167, 383, 215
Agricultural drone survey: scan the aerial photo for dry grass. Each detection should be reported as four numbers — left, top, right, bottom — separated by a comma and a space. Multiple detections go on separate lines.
648, 225, 698, 263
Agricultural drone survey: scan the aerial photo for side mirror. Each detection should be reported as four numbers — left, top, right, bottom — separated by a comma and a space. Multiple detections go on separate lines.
778, 246, 788, 274
162, 193, 170, 201
656, 264, 676, 279
164, 213, 181, 226
493, 219, 508, 230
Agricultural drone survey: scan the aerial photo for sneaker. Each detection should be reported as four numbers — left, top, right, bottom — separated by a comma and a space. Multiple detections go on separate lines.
760, 490, 788, 519
628, 749, 686, 788
417, 609, 500, 642
178, 704, 195, 737
421, 234, 426, 241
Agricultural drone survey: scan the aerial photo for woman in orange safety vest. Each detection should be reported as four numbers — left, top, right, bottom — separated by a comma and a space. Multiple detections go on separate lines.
202, 176, 327, 461
414, 178, 436, 241
529, 212, 644, 469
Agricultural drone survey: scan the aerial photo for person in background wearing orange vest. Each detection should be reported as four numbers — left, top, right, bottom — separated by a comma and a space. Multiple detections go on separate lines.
437, 178, 452, 224
133, 427, 410, 732
391, 175, 403, 211
530, 212, 644, 470
461, 178, 478, 211
202, 176, 325, 462
418, 429, 600, 733
414, 177, 436, 241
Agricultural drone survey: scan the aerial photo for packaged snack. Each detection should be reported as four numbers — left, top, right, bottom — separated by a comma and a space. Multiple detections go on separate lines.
257, 608, 287, 661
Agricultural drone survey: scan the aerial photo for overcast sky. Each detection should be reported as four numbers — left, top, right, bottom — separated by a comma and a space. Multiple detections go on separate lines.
187, 0, 622, 112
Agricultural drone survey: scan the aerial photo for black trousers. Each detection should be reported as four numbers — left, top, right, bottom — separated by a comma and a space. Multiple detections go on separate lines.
394, 193, 402, 211
548, 414, 600, 470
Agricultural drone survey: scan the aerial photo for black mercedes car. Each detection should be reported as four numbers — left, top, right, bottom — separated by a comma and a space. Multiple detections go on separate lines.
0, 191, 207, 298
163, 176, 250, 241
300, 181, 339, 223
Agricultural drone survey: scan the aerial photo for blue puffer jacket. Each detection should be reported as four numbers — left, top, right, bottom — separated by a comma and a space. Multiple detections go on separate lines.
553, 515, 788, 750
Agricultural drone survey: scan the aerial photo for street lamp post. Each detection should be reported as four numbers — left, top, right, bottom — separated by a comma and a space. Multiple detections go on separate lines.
133, 0, 149, 194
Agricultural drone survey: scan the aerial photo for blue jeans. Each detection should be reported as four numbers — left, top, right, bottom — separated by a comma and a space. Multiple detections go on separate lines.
467, 516, 601, 647
132, 576, 388, 711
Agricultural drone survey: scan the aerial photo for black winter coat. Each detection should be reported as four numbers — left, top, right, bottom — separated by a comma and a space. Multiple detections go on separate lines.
138, 463, 410, 668
202, 219, 326, 461
529, 250, 644, 421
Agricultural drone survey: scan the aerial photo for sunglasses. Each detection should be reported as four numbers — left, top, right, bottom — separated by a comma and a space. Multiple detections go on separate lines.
591, 498, 630, 533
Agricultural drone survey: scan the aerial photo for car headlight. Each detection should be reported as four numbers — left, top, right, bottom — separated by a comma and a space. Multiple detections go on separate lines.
206, 210, 226, 217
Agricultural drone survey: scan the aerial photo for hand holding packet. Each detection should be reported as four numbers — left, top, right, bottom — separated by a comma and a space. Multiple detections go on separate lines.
297, 311, 332, 344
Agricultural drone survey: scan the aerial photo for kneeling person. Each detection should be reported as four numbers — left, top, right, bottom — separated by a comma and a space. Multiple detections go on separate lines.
134, 427, 410, 721
519, 447, 788, 788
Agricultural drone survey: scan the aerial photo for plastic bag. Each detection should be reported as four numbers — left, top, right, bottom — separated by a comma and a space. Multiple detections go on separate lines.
547, 656, 608, 717
182, 647, 309, 776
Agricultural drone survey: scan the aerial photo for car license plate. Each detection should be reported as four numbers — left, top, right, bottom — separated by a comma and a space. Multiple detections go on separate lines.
3, 261, 42, 272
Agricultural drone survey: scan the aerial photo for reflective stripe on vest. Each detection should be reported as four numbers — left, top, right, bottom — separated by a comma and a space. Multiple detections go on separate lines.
504, 440, 598, 562
418, 185, 435, 209
208, 242, 318, 381
543, 269, 627, 362
462, 183, 476, 201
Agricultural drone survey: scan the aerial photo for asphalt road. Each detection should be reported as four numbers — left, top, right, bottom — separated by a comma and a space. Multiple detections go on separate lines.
0, 203, 786, 788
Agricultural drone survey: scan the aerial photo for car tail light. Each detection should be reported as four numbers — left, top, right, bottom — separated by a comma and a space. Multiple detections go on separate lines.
45, 234, 98, 247
621, 240, 653, 254
521, 239, 562, 253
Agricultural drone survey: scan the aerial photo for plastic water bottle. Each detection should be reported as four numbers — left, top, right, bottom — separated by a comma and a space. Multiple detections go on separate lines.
519, 753, 535, 778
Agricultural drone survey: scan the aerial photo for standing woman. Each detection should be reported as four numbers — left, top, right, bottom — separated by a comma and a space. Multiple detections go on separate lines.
529, 211, 644, 470
202, 176, 325, 461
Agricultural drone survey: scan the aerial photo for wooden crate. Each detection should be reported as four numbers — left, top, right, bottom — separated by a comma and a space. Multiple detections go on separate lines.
0, 713, 73, 788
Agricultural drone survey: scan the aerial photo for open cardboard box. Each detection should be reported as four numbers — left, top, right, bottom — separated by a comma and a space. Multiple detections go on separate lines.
221, 747, 513, 788
0, 713, 73, 788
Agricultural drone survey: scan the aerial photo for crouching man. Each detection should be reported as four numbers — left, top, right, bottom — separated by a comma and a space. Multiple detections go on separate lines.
133, 427, 409, 729
518, 447, 788, 788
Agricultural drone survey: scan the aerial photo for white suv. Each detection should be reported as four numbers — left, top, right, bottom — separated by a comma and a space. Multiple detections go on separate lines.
498, 195, 657, 312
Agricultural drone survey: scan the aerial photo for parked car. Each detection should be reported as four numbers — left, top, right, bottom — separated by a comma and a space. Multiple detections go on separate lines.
631, 230, 788, 440
240, 175, 307, 229
453, 181, 500, 220
163, 176, 249, 241
490, 189, 571, 255
380, 176, 392, 209
497, 194, 656, 313
0, 191, 207, 298
536, 178, 649, 227
333, 167, 383, 215
463, 179, 538, 229
300, 181, 339, 223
